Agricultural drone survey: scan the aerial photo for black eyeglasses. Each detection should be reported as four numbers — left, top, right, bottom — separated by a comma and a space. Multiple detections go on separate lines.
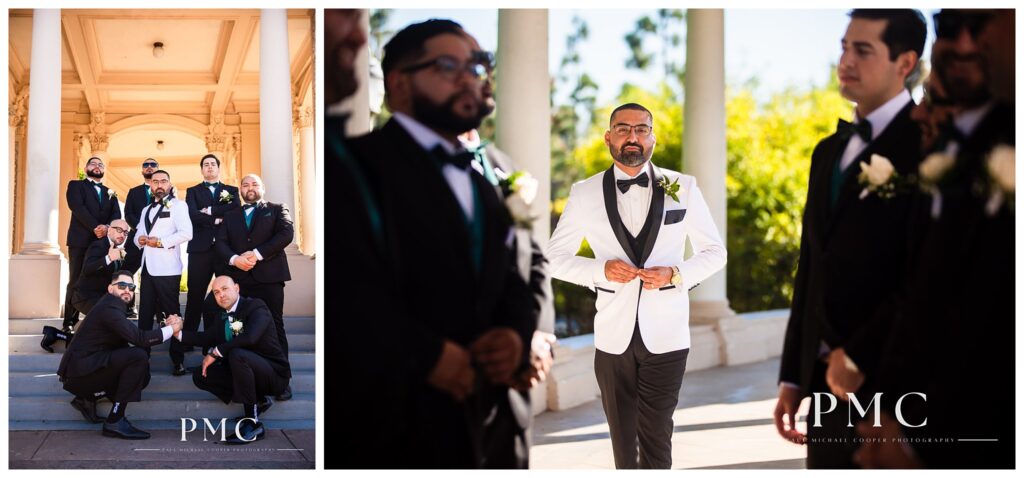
142, 162, 158, 168
402, 51, 495, 82
934, 11, 993, 40
113, 282, 137, 292
109, 226, 130, 234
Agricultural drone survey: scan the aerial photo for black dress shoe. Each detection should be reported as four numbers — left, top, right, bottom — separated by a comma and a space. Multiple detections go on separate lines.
102, 418, 151, 440
274, 385, 292, 401
222, 420, 266, 445
40, 326, 72, 353
70, 397, 102, 423
171, 363, 188, 376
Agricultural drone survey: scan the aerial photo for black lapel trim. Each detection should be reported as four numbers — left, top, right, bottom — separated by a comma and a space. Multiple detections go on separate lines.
213, 182, 224, 203
603, 167, 641, 267
637, 163, 665, 268
144, 203, 165, 233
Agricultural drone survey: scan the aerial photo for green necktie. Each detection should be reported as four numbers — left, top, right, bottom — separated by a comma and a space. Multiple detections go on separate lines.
244, 205, 255, 229
95, 183, 102, 202
471, 144, 498, 186
221, 312, 234, 342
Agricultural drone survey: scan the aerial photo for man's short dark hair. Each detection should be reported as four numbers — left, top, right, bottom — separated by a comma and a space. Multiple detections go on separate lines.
111, 270, 133, 283
609, 103, 654, 125
849, 9, 927, 62
200, 154, 220, 168
86, 156, 103, 166
152, 169, 171, 179
381, 19, 465, 79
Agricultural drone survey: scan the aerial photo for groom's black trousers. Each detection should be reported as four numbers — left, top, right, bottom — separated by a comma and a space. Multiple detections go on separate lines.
594, 321, 689, 469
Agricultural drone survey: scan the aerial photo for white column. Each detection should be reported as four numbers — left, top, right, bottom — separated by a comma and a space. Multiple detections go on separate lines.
296, 107, 316, 254
259, 9, 298, 223
11, 9, 66, 319
20, 9, 62, 254
334, 9, 371, 136
683, 9, 733, 323
496, 9, 552, 244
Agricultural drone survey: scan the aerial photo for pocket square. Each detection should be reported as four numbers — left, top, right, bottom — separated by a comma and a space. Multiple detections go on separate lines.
158, 211, 171, 219
664, 209, 687, 225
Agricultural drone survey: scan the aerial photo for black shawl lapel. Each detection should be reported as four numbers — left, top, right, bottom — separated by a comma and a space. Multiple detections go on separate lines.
473, 169, 510, 309
382, 119, 474, 276
213, 182, 224, 204
603, 167, 641, 268
637, 162, 665, 268
827, 102, 915, 236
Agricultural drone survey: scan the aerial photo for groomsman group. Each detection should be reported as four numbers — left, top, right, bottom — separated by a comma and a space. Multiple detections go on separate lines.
52, 153, 296, 443
775, 9, 1015, 468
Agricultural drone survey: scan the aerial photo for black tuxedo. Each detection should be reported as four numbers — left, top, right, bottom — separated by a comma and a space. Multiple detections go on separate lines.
182, 181, 241, 363
878, 102, 1015, 468
346, 118, 536, 468
58, 293, 162, 403
64, 179, 122, 329
178, 296, 290, 405
779, 100, 921, 467
71, 238, 124, 314
123, 183, 151, 273
215, 201, 294, 358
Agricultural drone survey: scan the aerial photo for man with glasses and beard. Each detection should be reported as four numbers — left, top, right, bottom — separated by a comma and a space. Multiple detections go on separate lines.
345, 19, 536, 468
134, 170, 192, 374
58, 271, 183, 439
64, 156, 122, 334
547, 103, 727, 469
855, 10, 1015, 469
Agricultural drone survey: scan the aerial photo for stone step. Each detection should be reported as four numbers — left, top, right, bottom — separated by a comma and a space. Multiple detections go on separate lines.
9, 351, 315, 373
9, 316, 316, 335
8, 371, 316, 397
9, 394, 314, 422
9, 332, 315, 354
9, 418, 315, 431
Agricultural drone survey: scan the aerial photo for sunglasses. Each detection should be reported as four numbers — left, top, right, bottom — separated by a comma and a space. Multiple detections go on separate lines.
113, 282, 137, 292
934, 11, 993, 40
142, 162, 159, 168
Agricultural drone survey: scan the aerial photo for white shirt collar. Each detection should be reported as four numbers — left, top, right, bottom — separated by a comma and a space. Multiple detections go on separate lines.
392, 111, 459, 155
954, 102, 994, 138
857, 89, 912, 141
613, 160, 652, 180
227, 297, 240, 314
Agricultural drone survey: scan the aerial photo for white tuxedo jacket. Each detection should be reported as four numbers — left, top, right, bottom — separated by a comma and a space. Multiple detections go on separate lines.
547, 163, 726, 354
134, 198, 192, 277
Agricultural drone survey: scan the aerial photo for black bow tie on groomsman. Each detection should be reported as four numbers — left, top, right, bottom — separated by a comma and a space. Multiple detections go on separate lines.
836, 118, 872, 143
617, 171, 650, 193
431, 145, 476, 170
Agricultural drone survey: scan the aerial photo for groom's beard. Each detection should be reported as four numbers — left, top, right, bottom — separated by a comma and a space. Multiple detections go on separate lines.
142, 172, 154, 180
411, 87, 488, 135
612, 142, 649, 167
86, 169, 104, 179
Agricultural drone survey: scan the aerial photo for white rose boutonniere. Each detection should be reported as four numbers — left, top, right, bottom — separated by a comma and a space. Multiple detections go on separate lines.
229, 319, 244, 336
161, 197, 172, 209
985, 145, 1015, 216
857, 154, 909, 200
919, 152, 956, 186
219, 190, 235, 204
107, 189, 118, 200
500, 171, 539, 229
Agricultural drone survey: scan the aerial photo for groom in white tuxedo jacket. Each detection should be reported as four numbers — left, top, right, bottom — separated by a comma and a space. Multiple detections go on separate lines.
548, 103, 726, 468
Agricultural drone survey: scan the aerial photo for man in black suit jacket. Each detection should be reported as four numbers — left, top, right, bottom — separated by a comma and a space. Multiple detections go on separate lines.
64, 156, 122, 331
122, 158, 159, 276
857, 10, 1015, 468
58, 271, 182, 439
179, 154, 241, 370
215, 173, 294, 400
774, 9, 927, 468
346, 19, 535, 468
174, 275, 290, 445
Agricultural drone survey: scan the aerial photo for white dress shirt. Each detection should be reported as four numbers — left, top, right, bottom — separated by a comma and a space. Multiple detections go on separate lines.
613, 163, 654, 237
839, 89, 912, 171
392, 112, 475, 221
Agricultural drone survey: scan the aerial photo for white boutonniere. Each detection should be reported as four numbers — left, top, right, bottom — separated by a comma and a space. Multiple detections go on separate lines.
985, 145, 1015, 216
918, 151, 956, 219
858, 154, 911, 200
657, 176, 683, 202
107, 189, 118, 200
161, 197, 172, 209
219, 190, 235, 204
500, 171, 539, 229
229, 319, 244, 336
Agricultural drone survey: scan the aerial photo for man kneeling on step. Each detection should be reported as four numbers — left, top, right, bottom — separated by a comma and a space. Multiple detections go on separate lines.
173, 275, 291, 445
57, 270, 183, 439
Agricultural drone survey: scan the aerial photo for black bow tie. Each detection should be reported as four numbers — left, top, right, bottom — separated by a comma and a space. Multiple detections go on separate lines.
837, 118, 872, 143
204, 181, 219, 187
617, 172, 650, 193
242, 203, 258, 211
431, 145, 476, 170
